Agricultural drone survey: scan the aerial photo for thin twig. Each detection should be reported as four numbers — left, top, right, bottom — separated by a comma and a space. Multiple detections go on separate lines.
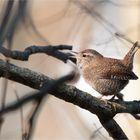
0, 45, 75, 63
115, 33, 138, 45
99, 118, 128, 139
14, 90, 26, 140
25, 99, 43, 140
0, 2, 28, 135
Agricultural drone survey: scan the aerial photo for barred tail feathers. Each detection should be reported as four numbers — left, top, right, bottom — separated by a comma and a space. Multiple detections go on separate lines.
123, 42, 139, 70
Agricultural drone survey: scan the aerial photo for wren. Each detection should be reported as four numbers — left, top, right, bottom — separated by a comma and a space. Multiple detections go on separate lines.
72, 42, 139, 99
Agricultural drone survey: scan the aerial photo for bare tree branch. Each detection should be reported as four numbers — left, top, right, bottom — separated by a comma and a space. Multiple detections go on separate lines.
25, 100, 43, 140
115, 33, 140, 46
99, 118, 127, 139
0, 58, 139, 139
0, 45, 76, 63
15, 91, 26, 140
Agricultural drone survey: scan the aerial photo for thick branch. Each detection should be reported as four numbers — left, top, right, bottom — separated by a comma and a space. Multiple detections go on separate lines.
0, 60, 139, 139
99, 118, 127, 139
0, 59, 114, 117
0, 59, 140, 116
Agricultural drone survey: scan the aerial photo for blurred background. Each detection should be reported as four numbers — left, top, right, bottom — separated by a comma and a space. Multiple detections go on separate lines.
0, 0, 140, 140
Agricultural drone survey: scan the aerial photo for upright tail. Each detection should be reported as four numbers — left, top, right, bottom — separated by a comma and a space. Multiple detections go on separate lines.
123, 42, 139, 70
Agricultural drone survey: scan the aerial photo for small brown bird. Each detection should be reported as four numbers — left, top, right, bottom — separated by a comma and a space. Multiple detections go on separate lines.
72, 42, 139, 100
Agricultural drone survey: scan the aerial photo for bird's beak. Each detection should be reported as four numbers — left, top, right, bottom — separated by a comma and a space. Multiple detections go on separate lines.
70, 51, 78, 55
69, 55, 76, 58
69, 51, 78, 58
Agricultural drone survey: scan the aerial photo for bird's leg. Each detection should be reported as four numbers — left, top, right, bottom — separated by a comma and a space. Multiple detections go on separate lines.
97, 95, 104, 99
109, 95, 116, 101
116, 93, 124, 101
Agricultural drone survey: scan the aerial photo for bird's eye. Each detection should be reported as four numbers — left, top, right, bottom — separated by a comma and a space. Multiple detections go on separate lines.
83, 54, 86, 57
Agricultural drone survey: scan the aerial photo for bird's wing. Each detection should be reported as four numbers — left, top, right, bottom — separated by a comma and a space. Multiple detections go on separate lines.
107, 70, 138, 80
96, 60, 138, 80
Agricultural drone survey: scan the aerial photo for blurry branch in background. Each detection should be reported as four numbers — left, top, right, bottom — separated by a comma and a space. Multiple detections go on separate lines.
90, 125, 108, 140
115, 32, 140, 47
23, 13, 50, 45
71, 0, 139, 47
0, 0, 28, 134
71, 0, 119, 35
105, 0, 140, 7
14, 91, 26, 140
23, 0, 72, 44
25, 100, 42, 140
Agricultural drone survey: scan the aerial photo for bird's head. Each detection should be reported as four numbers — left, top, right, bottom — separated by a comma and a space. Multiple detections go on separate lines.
71, 49, 103, 69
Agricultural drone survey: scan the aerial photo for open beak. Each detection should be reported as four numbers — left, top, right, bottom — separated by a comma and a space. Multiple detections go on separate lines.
69, 55, 76, 58
68, 51, 79, 64
70, 51, 78, 55
69, 51, 78, 58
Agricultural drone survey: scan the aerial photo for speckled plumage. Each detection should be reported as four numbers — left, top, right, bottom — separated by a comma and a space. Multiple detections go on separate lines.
75, 42, 139, 97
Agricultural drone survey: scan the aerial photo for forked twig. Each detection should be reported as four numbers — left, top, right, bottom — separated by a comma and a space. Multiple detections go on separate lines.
14, 91, 26, 140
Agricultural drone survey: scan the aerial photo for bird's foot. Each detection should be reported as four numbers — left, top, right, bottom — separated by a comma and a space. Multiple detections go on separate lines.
97, 95, 104, 100
109, 93, 124, 102
109, 95, 116, 101
116, 93, 124, 101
